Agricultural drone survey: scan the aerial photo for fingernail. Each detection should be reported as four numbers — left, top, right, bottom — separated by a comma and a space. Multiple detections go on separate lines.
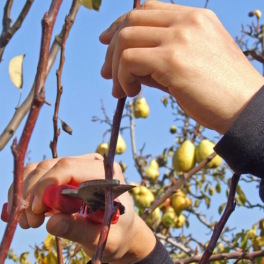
32, 196, 38, 213
51, 219, 69, 236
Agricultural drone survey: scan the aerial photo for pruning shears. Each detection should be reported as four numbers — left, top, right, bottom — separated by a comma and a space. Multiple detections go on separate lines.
1, 179, 135, 225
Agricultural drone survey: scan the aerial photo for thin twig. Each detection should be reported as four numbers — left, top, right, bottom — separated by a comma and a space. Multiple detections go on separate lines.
156, 234, 192, 256
50, 16, 71, 159
0, 1, 63, 262
0, 0, 34, 61
199, 173, 241, 264
92, 98, 127, 264
204, 0, 209, 8
175, 249, 264, 264
128, 102, 148, 179
141, 152, 217, 220
50, 15, 71, 264
0, 0, 81, 151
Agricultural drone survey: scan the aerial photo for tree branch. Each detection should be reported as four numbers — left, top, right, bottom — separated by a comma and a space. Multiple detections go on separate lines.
0, 0, 80, 151
0, 0, 34, 61
92, 97, 127, 264
141, 152, 217, 220
199, 173, 241, 264
0, 0, 63, 262
175, 249, 264, 264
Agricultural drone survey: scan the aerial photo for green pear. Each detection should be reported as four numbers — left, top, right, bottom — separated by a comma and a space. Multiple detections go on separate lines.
115, 134, 126, 155
172, 140, 196, 172
133, 186, 155, 209
145, 159, 159, 182
195, 139, 222, 168
96, 143, 109, 157
134, 97, 150, 118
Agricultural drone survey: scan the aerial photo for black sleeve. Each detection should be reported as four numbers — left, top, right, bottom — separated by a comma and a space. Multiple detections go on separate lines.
214, 85, 264, 178
132, 237, 174, 264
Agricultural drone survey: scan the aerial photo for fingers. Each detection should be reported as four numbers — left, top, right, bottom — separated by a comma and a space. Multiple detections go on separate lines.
47, 213, 101, 251
99, 1, 183, 44
32, 157, 124, 215
115, 47, 168, 97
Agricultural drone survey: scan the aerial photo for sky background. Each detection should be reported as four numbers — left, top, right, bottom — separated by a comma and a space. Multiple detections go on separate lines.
0, 0, 264, 262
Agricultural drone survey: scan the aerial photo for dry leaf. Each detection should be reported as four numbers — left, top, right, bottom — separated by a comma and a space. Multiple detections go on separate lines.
9, 54, 25, 89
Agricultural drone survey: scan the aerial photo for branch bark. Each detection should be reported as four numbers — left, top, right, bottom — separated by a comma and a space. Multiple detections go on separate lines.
175, 249, 264, 264
141, 152, 217, 220
0, 0, 80, 151
199, 173, 240, 264
0, 1, 63, 261
0, 0, 34, 61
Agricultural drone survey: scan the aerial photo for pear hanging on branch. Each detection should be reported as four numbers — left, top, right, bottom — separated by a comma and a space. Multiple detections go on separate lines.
9, 54, 25, 107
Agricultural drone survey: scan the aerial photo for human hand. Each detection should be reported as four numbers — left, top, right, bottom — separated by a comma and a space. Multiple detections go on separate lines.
100, 1, 264, 134
7, 154, 156, 263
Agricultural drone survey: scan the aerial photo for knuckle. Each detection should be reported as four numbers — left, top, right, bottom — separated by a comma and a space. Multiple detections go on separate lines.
118, 27, 132, 45
55, 157, 72, 168
139, 1, 157, 10
188, 9, 210, 27
34, 160, 52, 174
24, 163, 36, 175
124, 10, 138, 25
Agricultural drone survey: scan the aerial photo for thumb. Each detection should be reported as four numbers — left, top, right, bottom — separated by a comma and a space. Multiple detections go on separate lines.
46, 213, 101, 246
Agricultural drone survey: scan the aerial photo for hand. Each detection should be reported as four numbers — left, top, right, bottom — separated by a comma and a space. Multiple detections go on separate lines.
100, 1, 264, 134
8, 154, 156, 263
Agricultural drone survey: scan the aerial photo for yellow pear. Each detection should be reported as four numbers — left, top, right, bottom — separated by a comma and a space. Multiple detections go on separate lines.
115, 134, 126, 154
172, 140, 196, 172
255, 10, 262, 19
145, 159, 159, 182
96, 143, 109, 157
174, 213, 185, 228
195, 139, 222, 168
170, 125, 177, 134
162, 207, 177, 228
146, 207, 162, 228
171, 192, 187, 214
134, 186, 155, 209
134, 97, 150, 118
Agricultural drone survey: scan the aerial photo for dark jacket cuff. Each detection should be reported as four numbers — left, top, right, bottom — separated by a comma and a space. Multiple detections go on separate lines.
132, 237, 174, 264
214, 85, 264, 178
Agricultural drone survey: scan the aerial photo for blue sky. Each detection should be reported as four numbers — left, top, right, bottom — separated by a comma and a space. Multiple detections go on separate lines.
0, 0, 264, 261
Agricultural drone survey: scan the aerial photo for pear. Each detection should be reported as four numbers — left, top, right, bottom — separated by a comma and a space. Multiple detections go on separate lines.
133, 186, 155, 209
162, 207, 177, 228
145, 159, 159, 182
170, 125, 177, 134
174, 213, 185, 228
171, 192, 187, 214
115, 134, 126, 155
172, 140, 196, 172
255, 10, 262, 19
96, 143, 109, 157
146, 207, 162, 228
195, 139, 222, 168
134, 97, 150, 118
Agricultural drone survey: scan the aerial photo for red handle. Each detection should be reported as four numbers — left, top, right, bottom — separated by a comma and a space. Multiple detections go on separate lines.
1, 203, 9, 222
1, 184, 120, 225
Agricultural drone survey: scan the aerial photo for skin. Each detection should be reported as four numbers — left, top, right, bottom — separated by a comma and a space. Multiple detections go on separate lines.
100, 1, 264, 134
8, 154, 156, 263
7, 1, 264, 263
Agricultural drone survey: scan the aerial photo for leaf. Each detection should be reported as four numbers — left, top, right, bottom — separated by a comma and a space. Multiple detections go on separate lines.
19, 252, 29, 264
205, 195, 211, 209
77, 0, 102, 10
92, 0, 102, 10
218, 203, 226, 215
215, 182, 221, 193
61, 120, 73, 135
9, 54, 25, 89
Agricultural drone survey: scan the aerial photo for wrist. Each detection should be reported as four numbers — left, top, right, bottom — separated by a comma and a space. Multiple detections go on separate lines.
111, 213, 156, 264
